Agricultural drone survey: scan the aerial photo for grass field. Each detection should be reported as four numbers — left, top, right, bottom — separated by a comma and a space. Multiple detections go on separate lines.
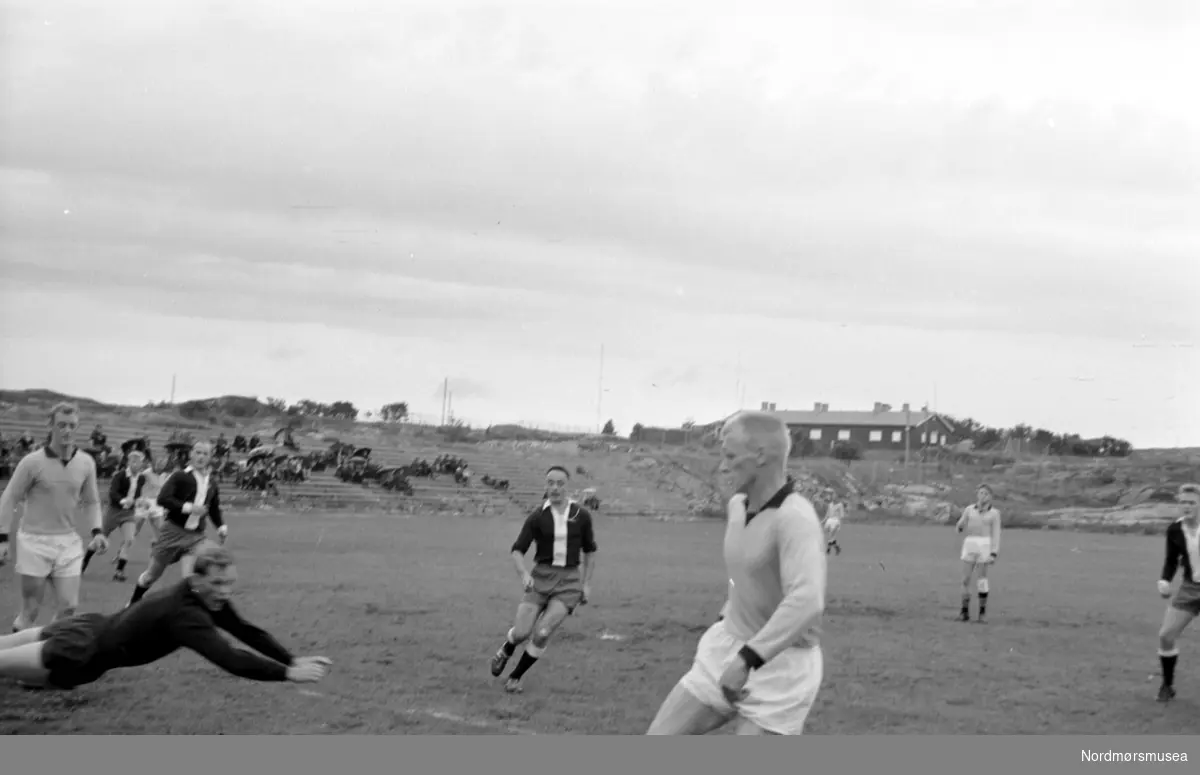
0, 510, 1194, 735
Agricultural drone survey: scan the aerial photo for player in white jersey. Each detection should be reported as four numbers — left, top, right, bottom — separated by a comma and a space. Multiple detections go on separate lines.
646, 411, 826, 735
823, 497, 844, 555
955, 484, 1001, 622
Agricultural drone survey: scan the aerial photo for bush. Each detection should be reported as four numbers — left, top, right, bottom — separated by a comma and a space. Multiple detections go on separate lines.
831, 441, 862, 463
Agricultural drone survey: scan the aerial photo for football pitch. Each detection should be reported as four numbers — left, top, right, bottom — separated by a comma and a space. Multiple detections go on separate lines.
0, 510, 1193, 735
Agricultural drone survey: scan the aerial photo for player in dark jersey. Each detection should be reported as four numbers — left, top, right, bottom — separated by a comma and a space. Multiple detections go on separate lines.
488, 465, 598, 694
0, 545, 330, 689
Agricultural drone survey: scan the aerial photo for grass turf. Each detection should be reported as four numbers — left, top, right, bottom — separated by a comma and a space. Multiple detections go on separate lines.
0, 510, 1193, 734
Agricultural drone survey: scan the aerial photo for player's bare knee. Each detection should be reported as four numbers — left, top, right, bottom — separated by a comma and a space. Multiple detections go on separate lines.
531, 627, 552, 648
977, 578, 989, 594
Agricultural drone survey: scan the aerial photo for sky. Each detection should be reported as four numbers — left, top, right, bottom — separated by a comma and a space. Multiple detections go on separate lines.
1, 0, 1197, 446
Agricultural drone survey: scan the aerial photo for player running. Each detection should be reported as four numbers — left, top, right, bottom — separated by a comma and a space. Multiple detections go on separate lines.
488, 465, 598, 694
956, 484, 1001, 623
1155, 483, 1200, 702
0, 545, 331, 689
647, 411, 826, 735
82, 450, 153, 582
127, 442, 228, 607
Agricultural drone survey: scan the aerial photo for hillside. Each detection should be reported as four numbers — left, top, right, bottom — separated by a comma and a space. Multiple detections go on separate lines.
1, 390, 1196, 531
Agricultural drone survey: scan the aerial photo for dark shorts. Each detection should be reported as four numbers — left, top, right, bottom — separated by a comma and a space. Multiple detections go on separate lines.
522, 564, 584, 614
39, 614, 108, 689
152, 521, 210, 567
102, 505, 136, 536
1171, 581, 1200, 617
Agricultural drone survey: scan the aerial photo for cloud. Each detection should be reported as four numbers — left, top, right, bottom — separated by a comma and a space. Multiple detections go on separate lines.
2, 0, 1198, 445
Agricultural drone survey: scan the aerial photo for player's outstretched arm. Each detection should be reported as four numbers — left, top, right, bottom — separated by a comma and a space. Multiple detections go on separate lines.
170, 610, 296, 682
744, 508, 826, 665
212, 601, 296, 666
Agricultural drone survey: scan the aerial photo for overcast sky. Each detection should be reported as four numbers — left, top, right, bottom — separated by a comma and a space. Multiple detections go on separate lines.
1, 0, 1196, 446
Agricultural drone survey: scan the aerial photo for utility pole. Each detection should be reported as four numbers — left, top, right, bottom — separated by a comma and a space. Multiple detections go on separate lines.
735, 352, 742, 408
904, 403, 912, 472
596, 344, 606, 434
441, 378, 448, 425
170, 374, 176, 405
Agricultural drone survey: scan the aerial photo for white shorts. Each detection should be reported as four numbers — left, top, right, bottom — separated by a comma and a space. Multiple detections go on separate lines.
824, 518, 841, 540
961, 537, 992, 564
15, 531, 84, 579
680, 620, 823, 735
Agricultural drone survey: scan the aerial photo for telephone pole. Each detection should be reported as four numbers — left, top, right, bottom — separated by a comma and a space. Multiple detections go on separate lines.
170, 374, 176, 405
596, 344, 605, 434
904, 403, 912, 471
441, 378, 449, 425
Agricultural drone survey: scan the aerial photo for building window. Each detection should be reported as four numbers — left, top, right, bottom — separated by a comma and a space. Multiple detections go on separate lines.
921, 432, 928, 443
930, 431, 939, 444
809, 429, 822, 440
891, 430, 902, 443
837, 429, 850, 441
868, 430, 882, 442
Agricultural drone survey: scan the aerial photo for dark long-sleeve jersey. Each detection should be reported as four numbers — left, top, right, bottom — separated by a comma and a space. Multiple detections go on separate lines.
71, 580, 294, 681
1161, 519, 1199, 585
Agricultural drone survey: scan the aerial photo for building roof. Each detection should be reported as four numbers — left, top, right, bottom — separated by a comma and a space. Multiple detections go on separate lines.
769, 409, 953, 430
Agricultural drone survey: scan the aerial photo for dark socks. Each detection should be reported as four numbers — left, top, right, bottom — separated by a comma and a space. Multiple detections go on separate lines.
116, 558, 127, 572
1161, 654, 1177, 687
978, 592, 989, 617
500, 639, 516, 657
129, 583, 149, 605
961, 594, 971, 615
82, 550, 95, 572
509, 651, 539, 680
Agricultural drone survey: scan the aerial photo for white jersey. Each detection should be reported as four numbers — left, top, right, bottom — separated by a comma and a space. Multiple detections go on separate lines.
957, 503, 1001, 552
823, 503, 844, 539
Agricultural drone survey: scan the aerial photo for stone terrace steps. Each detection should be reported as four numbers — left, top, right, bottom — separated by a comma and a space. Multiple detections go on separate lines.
0, 419, 690, 516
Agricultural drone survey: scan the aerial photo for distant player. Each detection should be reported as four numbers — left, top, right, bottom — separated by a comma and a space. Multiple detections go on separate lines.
0, 402, 109, 632
1155, 483, 1200, 702
647, 411, 826, 735
956, 484, 1001, 623
823, 497, 845, 555
0, 545, 331, 689
127, 442, 228, 607
488, 465, 598, 694
82, 450, 152, 581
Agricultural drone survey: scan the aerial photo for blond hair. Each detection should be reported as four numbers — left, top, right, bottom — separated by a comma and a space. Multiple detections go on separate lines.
193, 545, 235, 576
722, 411, 792, 460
